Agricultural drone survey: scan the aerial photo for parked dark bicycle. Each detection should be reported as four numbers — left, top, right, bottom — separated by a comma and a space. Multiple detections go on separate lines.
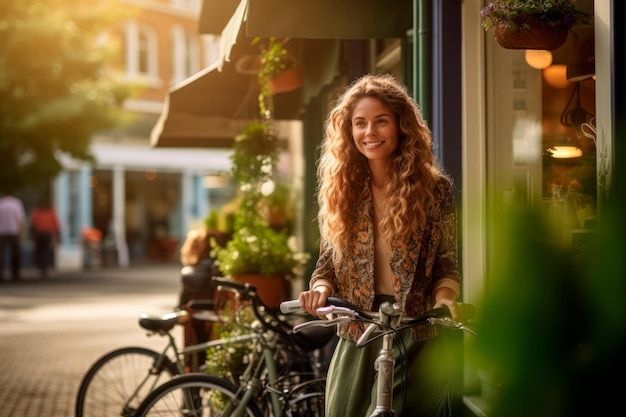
132, 276, 336, 417
75, 298, 231, 417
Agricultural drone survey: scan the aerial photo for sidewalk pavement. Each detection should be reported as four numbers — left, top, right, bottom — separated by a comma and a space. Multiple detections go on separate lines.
0, 262, 183, 417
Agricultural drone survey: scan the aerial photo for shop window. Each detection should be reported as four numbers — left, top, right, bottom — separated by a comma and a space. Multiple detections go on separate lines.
486, 27, 597, 249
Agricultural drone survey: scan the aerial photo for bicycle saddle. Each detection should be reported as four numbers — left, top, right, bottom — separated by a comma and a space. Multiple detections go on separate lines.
138, 310, 188, 333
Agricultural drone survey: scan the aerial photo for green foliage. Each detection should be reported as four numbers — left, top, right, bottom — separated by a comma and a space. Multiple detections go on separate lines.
204, 303, 255, 382
0, 0, 137, 188
480, 0, 583, 31
214, 203, 307, 278
470, 206, 626, 416
204, 302, 255, 408
255, 37, 299, 81
230, 121, 278, 185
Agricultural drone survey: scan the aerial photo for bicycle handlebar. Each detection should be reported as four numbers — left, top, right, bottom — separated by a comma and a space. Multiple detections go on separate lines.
211, 276, 303, 339
212, 276, 257, 298
280, 297, 362, 314
281, 298, 477, 338
281, 297, 450, 321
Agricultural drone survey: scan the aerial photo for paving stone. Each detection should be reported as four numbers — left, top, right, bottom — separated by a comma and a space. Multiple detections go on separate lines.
0, 264, 182, 417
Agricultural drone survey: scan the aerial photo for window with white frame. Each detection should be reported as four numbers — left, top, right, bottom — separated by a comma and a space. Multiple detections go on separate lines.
171, 0, 201, 12
171, 25, 199, 85
124, 21, 159, 86
201, 34, 220, 68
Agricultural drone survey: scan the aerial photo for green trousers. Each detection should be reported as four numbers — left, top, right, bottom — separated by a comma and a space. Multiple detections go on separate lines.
325, 330, 455, 417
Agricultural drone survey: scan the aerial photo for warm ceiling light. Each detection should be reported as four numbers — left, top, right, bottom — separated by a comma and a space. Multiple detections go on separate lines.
549, 145, 583, 159
525, 49, 553, 70
543, 64, 570, 89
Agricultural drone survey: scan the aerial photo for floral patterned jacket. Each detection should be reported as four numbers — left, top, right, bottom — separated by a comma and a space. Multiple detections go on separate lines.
310, 176, 461, 342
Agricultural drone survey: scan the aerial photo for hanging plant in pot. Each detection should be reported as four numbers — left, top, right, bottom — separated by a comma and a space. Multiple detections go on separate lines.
252, 37, 302, 119
481, 0, 585, 50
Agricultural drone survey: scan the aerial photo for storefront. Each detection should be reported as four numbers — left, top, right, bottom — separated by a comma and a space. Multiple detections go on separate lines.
151, 0, 623, 413
461, 0, 614, 302
51, 143, 233, 269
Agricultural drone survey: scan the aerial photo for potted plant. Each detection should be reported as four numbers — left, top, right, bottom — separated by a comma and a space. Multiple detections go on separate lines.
252, 37, 303, 118
481, 0, 584, 50
212, 120, 309, 310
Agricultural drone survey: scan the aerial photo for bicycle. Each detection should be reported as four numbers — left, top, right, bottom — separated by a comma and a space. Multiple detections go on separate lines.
279, 297, 477, 417
132, 276, 336, 417
74, 298, 241, 417
75, 277, 333, 417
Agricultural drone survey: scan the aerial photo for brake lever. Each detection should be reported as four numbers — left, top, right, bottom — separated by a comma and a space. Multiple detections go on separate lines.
292, 316, 351, 333
316, 305, 358, 319
429, 317, 478, 337
356, 322, 380, 347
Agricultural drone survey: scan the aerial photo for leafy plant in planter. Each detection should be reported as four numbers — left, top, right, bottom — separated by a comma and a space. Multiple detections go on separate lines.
213, 120, 308, 283
214, 204, 307, 278
481, 0, 585, 50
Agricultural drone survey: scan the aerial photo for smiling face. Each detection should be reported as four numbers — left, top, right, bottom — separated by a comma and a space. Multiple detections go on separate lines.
351, 96, 400, 166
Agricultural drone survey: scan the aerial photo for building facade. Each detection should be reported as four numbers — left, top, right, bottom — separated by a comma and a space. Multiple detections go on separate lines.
45, 0, 234, 269
150, 0, 622, 414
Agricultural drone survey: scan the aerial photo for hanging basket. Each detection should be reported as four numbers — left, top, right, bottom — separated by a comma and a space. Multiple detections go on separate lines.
492, 15, 569, 51
268, 67, 303, 94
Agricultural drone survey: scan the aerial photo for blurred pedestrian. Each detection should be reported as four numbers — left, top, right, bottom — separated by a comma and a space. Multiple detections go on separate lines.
30, 198, 60, 278
0, 186, 26, 281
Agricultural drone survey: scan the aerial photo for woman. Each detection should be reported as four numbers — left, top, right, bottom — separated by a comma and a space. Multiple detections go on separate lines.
298, 74, 461, 417
178, 228, 230, 371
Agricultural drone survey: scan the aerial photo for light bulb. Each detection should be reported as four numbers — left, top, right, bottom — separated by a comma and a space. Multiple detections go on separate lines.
525, 50, 553, 70
543, 65, 570, 89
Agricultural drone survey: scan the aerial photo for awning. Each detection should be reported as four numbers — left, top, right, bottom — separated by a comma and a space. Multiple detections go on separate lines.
150, 60, 256, 149
199, 0, 413, 39
153, 0, 371, 148
151, 36, 304, 148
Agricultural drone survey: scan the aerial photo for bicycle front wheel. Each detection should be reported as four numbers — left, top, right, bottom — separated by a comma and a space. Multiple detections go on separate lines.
134, 373, 263, 417
75, 346, 179, 417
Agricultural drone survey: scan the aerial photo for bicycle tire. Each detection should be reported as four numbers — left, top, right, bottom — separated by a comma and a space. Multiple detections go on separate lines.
134, 373, 263, 417
75, 346, 179, 417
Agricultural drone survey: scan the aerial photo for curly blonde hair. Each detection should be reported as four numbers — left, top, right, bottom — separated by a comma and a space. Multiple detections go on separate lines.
318, 74, 445, 258
180, 229, 230, 266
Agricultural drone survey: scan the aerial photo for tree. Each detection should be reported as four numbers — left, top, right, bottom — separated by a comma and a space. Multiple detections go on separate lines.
0, 0, 135, 188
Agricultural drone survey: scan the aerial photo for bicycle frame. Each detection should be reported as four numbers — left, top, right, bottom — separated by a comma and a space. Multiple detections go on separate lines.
231, 314, 327, 417
173, 325, 295, 417
119, 330, 260, 416
368, 303, 401, 417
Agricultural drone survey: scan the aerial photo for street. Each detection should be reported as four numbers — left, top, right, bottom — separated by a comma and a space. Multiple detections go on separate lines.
0, 263, 183, 417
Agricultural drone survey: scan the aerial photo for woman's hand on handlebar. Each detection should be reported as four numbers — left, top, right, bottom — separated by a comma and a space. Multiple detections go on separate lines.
434, 287, 460, 320
299, 287, 331, 317
434, 298, 458, 320
434, 288, 475, 323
